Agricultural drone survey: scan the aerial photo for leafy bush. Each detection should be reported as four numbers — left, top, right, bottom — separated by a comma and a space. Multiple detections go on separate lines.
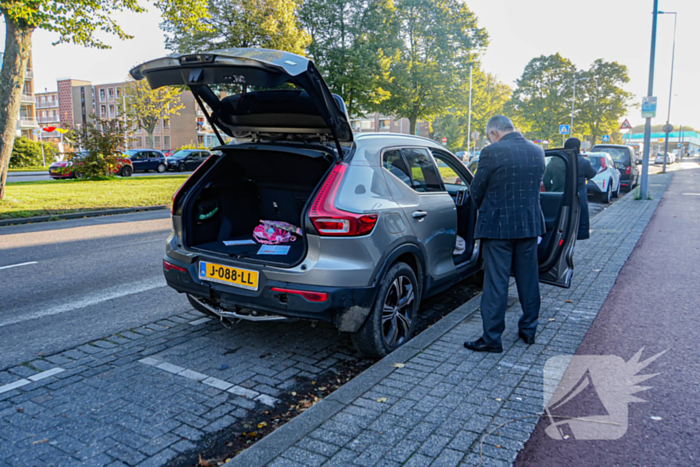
68, 119, 131, 179
10, 137, 58, 168
177, 142, 208, 150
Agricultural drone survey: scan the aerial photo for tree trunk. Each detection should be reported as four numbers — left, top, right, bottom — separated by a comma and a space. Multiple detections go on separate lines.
0, 13, 34, 200
148, 131, 155, 149
409, 117, 417, 135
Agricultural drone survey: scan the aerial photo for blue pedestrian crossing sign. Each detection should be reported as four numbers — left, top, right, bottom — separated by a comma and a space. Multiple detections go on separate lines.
559, 124, 570, 135
602, 135, 611, 142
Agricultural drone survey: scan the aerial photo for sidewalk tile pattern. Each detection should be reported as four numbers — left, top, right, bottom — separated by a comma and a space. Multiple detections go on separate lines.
228, 176, 672, 467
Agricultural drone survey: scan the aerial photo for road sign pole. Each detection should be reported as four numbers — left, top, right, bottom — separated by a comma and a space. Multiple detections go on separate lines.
466, 65, 473, 154
640, 0, 659, 201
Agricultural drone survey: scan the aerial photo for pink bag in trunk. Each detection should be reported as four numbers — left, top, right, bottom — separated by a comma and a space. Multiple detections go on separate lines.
253, 220, 300, 245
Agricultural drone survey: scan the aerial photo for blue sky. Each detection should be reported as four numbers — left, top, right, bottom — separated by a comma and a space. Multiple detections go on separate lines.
3, 0, 698, 130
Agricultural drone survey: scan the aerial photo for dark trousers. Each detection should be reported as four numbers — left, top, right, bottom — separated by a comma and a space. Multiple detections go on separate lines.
480, 237, 540, 346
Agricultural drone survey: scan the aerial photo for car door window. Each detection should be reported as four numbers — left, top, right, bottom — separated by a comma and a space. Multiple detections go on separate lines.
543, 156, 566, 193
382, 149, 412, 188
402, 148, 443, 193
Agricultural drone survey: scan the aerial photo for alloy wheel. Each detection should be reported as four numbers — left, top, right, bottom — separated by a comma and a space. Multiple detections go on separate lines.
381, 275, 414, 348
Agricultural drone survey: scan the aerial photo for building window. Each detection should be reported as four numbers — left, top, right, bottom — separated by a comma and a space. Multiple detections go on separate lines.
116, 88, 121, 98
100, 105, 106, 116
379, 119, 390, 130
108, 88, 114, 99
154, 136, 161, 148
361, 120, 373, 130
351, 120, 360, 131
109, 104, 115, 117
135, 137, 143, 148
99, 89, 105, 101
163, 118, 170, 131
163, 135, 171, 149
197, 135, 204, 145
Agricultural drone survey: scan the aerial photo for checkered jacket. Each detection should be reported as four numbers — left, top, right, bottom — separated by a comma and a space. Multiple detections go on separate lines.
471, 132, 546, 239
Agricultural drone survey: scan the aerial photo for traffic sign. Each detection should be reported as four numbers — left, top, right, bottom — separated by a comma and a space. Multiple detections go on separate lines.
619, 119, 632, 130
662, 124, 673, 134
602, 135, 610, 142
471, 130, 480, 141
441, 137, 447, 144
559, 124, 570, 135
641, 96, 657, 118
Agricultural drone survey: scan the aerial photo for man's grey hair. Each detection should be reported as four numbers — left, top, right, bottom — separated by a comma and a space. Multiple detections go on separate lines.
486, 115, 515, 134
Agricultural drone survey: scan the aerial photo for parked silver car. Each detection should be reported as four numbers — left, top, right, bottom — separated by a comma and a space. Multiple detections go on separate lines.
130, 48, 580, 357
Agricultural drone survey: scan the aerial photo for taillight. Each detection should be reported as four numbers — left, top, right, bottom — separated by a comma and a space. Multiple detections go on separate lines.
602, 179, 606, 189
309, 164, 378, 236
598, 157, 607, 174
163, 260, 187, 272
625, 166, 631, 175
271, 287, 328, 303
171, 155, 217, 214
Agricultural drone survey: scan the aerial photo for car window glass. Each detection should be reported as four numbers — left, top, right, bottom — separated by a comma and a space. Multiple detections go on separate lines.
594, 147, 629, 166
382, 149, 412, 188
402, 148, 443, 193
432, 154, 466, 189
543, 155, 566, 193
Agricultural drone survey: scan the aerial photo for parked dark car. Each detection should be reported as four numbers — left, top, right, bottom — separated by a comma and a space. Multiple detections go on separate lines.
123, 149, 167, 173
131, 48, 579, 357
591, 144, 638, 191
167, 149, 212, 172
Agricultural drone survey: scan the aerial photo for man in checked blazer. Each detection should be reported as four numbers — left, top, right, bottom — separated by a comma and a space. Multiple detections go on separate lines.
464, 115, 546, 353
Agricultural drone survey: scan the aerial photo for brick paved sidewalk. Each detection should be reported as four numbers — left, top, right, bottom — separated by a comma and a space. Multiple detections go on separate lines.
228, 174, 673, 467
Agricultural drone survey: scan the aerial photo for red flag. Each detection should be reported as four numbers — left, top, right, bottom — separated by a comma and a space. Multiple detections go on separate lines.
43, 126, 56, 133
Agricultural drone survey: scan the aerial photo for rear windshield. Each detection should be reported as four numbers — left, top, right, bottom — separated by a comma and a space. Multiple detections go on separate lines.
584, 155, 603, 171
594, 147, 629, 165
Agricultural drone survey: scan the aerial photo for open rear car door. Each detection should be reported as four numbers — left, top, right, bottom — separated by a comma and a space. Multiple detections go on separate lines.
538, 149, 580, 287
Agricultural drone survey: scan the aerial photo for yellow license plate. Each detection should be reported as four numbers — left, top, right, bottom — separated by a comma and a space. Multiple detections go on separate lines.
199, 261, 259, 291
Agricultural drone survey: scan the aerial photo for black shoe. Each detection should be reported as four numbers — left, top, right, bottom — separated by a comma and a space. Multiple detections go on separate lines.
464, 338, 503, 353
518, 331, 536, 345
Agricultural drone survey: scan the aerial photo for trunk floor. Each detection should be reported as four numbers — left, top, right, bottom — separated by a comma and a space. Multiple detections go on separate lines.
194, 235, 304, 263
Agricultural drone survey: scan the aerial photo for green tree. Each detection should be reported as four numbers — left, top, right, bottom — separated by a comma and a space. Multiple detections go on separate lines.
379, 0, 488, 134
299, 0, 397, 117
0, 0, 207, 199
432, 69, 511, 152
509, 53, 577, 143
122, 79, 185, 149
576, 59, 632, 146
162, 0, 311, 55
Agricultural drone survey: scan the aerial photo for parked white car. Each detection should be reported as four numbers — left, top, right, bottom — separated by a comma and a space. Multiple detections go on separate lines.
583, 152, 621, 204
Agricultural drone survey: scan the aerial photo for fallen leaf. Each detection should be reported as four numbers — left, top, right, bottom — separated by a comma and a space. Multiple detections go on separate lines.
495, 398, 502, 402
291, 392, 297, 396
257, 422, 267, 429
198, 455, 214, 467
563, 435, 570, 440
516, 397, 522, 401
377, 398, 388, 403
496, 445, 502, 448
17, 408, 24, 413
650, 416, 662, 421
312, 381, 316, 385
565, 300, 573, 303
548, 318, 556, 322
32, 439, 49, 445
318, 387, 327, 391
392, 363, 406, 368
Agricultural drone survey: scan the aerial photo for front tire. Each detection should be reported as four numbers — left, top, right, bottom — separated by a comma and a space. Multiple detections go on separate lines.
120, 166, 133, 177
352, 262, 420, 358
157, 163, 166, 173
178, 163, 186, 172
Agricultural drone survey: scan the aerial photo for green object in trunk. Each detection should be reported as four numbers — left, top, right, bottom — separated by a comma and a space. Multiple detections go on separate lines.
198, 207, 218, 220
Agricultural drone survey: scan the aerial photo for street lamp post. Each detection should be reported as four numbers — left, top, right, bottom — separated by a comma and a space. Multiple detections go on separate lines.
569, 76, 587, 141
640, 0, 660, 201
466, 65, 473, 155
659, 10, 677, 174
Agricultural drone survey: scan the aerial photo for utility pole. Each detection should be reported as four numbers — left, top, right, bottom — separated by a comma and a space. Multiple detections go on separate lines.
467, 65, 473, 155
660, 11, 677, 174
640, 0, 659, 201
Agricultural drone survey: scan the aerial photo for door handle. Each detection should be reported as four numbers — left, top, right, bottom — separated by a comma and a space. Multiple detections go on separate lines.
412, 211, 428, 219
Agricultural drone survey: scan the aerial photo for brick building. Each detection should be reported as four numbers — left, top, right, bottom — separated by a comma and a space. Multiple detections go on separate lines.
349, 113, 430, 137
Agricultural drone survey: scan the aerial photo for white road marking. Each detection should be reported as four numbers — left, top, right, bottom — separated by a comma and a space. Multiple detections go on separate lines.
0, 278, 167, 328
0, 261, 38, 271
139, 357, 278, 405
0, 367, 65, 393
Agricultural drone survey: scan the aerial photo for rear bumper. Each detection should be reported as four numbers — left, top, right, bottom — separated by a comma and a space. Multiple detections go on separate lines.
163, 254, 378, 332
586, 180, 605, 194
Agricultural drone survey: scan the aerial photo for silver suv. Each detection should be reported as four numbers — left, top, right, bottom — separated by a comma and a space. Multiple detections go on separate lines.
131, 49, 579, 357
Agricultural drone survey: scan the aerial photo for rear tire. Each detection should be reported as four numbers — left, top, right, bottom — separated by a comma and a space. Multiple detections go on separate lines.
602, 184, 611, 204
120, 166, 133, 177
352, 262, 420, 358
157, 163, 166, 173
612, 181, 620, 198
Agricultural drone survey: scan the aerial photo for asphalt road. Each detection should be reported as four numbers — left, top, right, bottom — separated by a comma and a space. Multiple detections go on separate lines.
0, 210, 188, 370
6, 170, 193, 183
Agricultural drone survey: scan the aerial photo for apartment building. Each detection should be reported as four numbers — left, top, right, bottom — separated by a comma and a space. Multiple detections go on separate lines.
8, 53, 40, 140
349, 113, 430, 138
36, 79, 220, 151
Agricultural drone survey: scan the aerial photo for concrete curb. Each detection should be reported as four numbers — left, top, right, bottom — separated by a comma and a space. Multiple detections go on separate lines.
0, 205, 168, 227
7, 171, 48, 177
226, 292, 484, 466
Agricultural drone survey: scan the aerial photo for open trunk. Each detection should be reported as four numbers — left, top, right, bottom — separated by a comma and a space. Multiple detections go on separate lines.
183, 146, 333, 267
